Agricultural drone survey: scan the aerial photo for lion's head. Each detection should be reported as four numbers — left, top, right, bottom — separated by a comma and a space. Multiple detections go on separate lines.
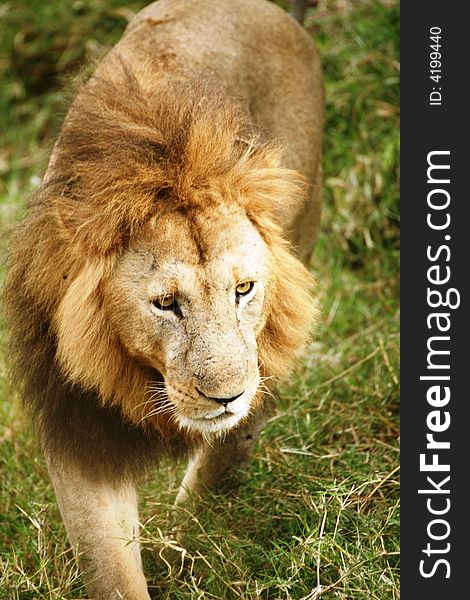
6, 61, 318, 438
104, 206, 270, 433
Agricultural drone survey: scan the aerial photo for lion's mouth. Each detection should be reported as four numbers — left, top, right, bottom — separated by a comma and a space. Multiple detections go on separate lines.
177, 410, 246, 434
173, 394, 252, 434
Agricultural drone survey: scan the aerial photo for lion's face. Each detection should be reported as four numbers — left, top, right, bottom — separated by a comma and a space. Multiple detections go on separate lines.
103, 204, 271, 434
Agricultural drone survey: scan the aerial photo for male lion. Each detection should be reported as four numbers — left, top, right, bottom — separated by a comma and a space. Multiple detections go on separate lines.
4, 0, 323, 597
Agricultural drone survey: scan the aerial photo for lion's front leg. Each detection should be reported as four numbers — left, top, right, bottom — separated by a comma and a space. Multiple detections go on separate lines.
45, 453, 150, 600
175, 412, 267, 504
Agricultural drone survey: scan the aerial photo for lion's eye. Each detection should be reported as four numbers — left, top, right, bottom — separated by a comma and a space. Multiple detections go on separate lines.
152, 294, 178, 311
236, 281, 255, 296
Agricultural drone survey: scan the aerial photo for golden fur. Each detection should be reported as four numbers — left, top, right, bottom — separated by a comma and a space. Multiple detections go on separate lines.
5, 59, 317, 440
4, 1, 323, 596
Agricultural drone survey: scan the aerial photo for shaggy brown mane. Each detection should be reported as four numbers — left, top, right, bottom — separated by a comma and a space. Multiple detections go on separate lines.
4, 56, 317, 474
48, 59, 304, 255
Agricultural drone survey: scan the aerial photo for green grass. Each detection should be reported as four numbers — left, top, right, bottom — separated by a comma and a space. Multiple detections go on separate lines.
0, 1, 399, 598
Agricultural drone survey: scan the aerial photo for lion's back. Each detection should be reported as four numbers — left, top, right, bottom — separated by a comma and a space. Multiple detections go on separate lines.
112, 0, 324, 250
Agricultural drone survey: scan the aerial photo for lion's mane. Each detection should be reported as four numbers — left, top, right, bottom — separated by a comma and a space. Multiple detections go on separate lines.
4, 59, 317, 477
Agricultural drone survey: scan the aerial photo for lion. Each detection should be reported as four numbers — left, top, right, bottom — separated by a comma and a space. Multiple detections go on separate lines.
4, 0, 323, 598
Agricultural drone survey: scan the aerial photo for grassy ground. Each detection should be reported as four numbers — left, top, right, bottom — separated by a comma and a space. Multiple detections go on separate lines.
0, 0, 399, 598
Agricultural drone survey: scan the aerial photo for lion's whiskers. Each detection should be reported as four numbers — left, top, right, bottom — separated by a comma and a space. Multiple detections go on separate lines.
139, 401, 177, 424
256, 364, 276, 402
257, 381, 277, 402
259, 375, 274, 385
146, 381, 167, 391
134, 382, 179, 423
131, 391, 169, 415
145, 385, 167, 396
130, 381, 169, 414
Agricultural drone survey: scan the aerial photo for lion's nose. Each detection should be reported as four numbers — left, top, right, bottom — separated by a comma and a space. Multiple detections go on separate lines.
196, 388, 245, 406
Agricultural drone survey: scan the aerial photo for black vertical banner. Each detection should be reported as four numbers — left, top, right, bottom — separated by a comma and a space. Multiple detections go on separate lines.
401, 4, 468, 598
